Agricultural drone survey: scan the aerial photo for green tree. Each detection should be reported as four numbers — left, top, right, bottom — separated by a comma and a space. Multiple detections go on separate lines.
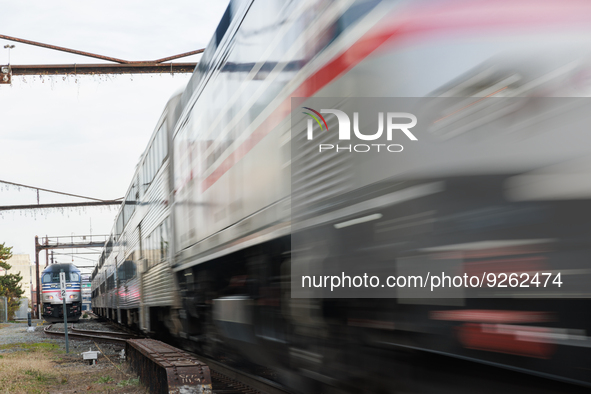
0, 243, 24, 319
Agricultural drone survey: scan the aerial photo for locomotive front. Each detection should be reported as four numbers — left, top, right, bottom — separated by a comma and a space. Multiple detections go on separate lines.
41, 263, 82, 322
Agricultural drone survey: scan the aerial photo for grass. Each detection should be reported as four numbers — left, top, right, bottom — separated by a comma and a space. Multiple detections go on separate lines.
118, 377, 140, 387
0, 342, 147, 393
0, 342, 60, 352
0, 348, 58, 393
94, 375, 115, 384
23, 342, 60, 351
24, 369, 58, 384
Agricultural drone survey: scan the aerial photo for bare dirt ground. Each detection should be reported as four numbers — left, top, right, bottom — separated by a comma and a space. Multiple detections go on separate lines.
0, 323, 148, 394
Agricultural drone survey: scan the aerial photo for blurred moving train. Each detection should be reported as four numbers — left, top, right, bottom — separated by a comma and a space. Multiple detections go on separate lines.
41, 263, 82, 322
92, 0, 591, 392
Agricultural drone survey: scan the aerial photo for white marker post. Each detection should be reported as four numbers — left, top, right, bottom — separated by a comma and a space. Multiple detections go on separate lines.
59, 271, 69, 353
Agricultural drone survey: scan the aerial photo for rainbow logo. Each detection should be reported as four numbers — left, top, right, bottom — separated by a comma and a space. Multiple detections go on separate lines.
302, 107, 328, 132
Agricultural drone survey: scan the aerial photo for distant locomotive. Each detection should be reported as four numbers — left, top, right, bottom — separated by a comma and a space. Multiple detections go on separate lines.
41, 263, 82, 323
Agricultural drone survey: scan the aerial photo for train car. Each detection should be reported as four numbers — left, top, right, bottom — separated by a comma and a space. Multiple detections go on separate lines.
93, 0, 591, 392
91, 93, 182, 332
81, 275, 91, 312
170, 0, 591, 391
41, 263, 82, 323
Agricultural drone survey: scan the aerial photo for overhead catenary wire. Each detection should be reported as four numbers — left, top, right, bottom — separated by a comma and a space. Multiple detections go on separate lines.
52, 253, 97, 262
0, 179, 122, 202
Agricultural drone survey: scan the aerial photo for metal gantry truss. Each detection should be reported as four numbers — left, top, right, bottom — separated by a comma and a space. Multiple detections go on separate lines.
0, 33, 202, 83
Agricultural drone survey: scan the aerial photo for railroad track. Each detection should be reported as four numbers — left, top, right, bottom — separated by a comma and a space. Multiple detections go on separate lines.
126, 337, 290, 394
189, 353, 290, 394
44, 316, 288, 394
92, 318, 290, 393
43, 322, 290, 393
43, 324, 137, 345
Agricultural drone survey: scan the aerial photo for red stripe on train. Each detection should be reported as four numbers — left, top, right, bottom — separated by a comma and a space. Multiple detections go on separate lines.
201, 0, 591, 191
457, 323, 556, 359
430, 309, 553, 323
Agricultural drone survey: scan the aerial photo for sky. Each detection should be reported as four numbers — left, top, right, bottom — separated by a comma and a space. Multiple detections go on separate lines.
0, 0, 229, 273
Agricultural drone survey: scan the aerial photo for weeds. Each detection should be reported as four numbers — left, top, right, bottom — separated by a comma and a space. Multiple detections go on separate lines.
95, 375, 114, 384
0, 342, 59, 352
23, 342, 59, 351
0, 350, 58, 393
118, 377, 140, 386
24, 369, 56, 384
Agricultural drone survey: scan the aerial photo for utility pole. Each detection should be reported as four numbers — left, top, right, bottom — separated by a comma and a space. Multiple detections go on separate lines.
34, 236, 40, 319
59, 270, 69, 353
45, 236, 49, 268
29, 265, 33, 316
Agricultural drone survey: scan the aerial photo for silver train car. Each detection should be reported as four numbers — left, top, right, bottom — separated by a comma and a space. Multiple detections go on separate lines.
93, 0, 591, 391
91, 94, 181, 332
41, 263, 82, 323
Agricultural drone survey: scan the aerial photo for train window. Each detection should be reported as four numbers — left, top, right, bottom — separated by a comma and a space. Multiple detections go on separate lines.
105, 237, 113, 258
160, 123, 167, 163
160, 219, 169, 260
141, 123, 168, 194
143, 232, 149, 266
150, 226, 160, 268
141, 219, 169, 269
42, 272, 79, 283
215, 5, 231, 46
116, 213, 124, 238
117, 259, 136, 282
123, 182, 137, 227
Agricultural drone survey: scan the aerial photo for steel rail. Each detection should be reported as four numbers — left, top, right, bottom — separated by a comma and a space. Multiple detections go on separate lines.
188, 353, 290, 394
43, 324, 130, 345
71, 326, 139, 338
91, 315, 289, 393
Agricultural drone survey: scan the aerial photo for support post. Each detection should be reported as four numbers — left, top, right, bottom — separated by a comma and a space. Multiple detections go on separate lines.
59, 270, 69, 354
45, 237, 49, 268
35, 236, 40, 319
